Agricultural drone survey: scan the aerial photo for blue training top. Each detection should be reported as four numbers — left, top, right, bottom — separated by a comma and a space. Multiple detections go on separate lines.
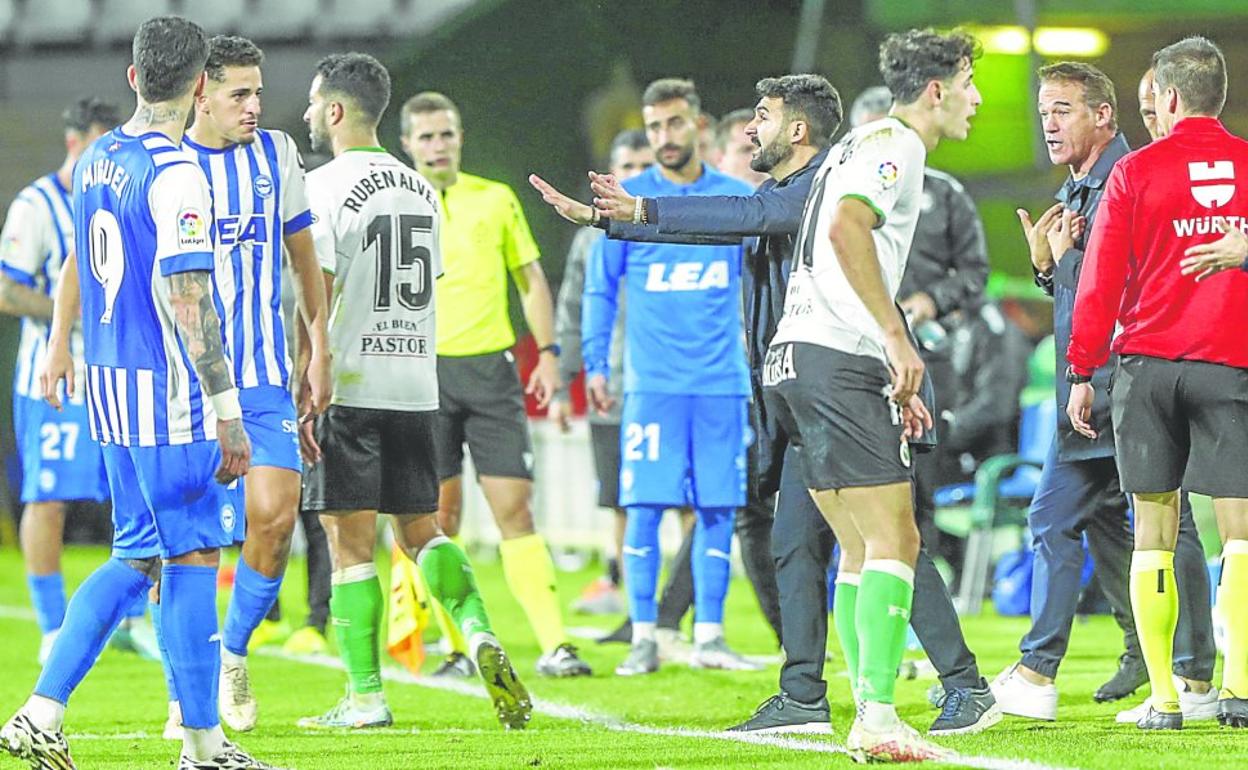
583, 163, 751, 397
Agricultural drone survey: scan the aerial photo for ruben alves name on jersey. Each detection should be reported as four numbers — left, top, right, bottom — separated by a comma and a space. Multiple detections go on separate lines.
584, 163, 751, 397
74, 129, 221, 447
183, 128, 312, 391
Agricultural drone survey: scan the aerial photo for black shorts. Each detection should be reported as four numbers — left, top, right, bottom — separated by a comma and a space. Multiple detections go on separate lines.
761, 342, 913, 492
302, 405, 439, 515
589, 422, 622, 508
435, 351, 534, 481
1111, 354, 1248, 497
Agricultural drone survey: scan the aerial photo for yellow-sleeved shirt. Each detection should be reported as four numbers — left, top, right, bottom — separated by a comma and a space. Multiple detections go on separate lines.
435, 172, 540, 356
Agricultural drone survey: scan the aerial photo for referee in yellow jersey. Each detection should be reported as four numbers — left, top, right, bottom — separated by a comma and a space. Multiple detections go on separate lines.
400, 92, 590, 678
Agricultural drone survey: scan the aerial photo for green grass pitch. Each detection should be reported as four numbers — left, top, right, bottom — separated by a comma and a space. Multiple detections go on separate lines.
0, 546, 1244, 769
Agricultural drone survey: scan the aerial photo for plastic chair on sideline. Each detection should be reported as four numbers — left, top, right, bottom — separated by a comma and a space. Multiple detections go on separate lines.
933, 397, 1056, 615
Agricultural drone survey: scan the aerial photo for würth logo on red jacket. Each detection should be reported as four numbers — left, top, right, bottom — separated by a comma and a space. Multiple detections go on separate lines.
1188, 161, 1235, 208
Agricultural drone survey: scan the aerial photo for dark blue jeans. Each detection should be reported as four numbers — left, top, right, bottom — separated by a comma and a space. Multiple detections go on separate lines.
1020, 438, 1214, 680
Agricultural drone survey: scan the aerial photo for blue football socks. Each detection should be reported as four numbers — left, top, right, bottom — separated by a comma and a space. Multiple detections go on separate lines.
222, 556, 283, 657
149, 599, 178, 701
34, 558, 152, 703
623, 506, 664, 624
27, 573, 66, 634
160, 564, 221, 730
691, 506, 735, 624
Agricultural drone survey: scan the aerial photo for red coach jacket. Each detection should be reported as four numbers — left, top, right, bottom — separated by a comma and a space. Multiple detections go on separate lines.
1068, 116, 1248, 374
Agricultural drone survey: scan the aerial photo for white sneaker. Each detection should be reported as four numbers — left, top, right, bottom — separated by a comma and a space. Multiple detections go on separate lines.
1116, 676, 1220, 723
689, 637, 764, 671
296, 694, 393, 730
855, 719, 951, 763
219, 659, 258, 732
989, 664, 1057, 721
37, 630, 59, 666
164, 701, 184, 741
655, 628, 692, 664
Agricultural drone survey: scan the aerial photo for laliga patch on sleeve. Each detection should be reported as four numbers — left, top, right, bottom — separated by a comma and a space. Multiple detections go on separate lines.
177, 208, 208, 249
877, 161, 900, 189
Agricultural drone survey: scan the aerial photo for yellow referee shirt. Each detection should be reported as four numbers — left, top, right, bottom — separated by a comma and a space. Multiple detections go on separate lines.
435, 172, 541, 356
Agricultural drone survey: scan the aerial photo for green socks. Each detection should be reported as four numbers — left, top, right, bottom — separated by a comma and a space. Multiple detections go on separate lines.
855, 560, 915, 706
418, 537, 494, 644
330, 564, 384, 695
833, 572, 861, 701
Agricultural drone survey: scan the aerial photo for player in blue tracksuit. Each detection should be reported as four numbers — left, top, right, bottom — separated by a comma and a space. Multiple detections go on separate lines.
583, 78, 757, 676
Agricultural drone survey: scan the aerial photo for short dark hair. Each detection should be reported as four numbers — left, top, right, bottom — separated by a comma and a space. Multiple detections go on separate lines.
63, 97, 121, 133
879, 28, 981, 105
205, 35, 264, 82
755, 74, 843, 147
131, 16, 210, 103
1037, 61, 1118, 130
315, 52, 391, 125
400, 91, 460, 135
610, 128, 649, 155
642, 78, 701, 113
716, 108, 754, 149
1152, 36, 1227, 116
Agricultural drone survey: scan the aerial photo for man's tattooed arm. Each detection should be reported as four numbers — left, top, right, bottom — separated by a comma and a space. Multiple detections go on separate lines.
168, 270, 232, 395
169, 269, 250, 482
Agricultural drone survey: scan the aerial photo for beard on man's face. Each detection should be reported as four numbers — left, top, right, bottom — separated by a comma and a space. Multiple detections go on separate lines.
749, 134, 792, 173
657, 142, 695, 170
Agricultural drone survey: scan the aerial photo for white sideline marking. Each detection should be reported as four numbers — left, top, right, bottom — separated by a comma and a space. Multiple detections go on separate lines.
2, 605, 1077, 770
260, 650, 1079, 770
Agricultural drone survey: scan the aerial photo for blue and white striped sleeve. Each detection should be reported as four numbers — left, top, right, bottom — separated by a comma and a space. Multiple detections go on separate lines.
0, 194, 47, 286
278, 133, 312, 237
150, 163, 215, 276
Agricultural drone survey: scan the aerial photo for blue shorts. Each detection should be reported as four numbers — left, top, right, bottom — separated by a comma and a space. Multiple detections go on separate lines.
103, 442, 241, 560
618, 393, 749, 509
13, 395, 108, 504
241, 385, 301, 472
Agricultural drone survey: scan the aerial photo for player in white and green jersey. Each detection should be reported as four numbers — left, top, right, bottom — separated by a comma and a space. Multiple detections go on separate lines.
296, 52, 530, 731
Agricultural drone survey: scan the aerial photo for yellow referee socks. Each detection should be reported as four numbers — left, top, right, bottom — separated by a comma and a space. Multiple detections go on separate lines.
1130, 549, 1180, 713
1221, 540, 1248, 699
500, 533, 566, 653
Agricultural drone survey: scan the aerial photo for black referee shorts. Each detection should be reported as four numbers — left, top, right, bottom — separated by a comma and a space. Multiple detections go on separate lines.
435, 350, 535, 482
1111, 354, 1248, 497
302, 405, 440, 516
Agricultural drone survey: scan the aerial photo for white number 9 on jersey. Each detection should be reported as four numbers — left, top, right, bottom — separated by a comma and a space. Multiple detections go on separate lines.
88, 209, 125, 324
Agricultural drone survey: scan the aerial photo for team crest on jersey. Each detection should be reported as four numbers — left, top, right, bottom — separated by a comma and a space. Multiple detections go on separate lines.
178, 208, 208, 248
220, 503, 237, 534
253, 174, 274, 199
877, 161, 900, 188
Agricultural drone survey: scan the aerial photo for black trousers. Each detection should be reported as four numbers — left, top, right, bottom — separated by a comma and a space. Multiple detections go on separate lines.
773, 443, 982, 703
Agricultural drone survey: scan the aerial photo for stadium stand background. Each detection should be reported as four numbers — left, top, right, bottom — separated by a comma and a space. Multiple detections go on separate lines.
2, 0, 1247, 548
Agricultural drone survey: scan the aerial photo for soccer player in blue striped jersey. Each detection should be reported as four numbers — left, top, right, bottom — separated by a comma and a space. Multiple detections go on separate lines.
1, 16, 278, 770
177, 35, 332, 735
0, 99, 116, 665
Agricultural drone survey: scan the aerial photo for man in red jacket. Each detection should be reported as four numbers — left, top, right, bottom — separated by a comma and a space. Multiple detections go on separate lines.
1066, 36, 1248, 731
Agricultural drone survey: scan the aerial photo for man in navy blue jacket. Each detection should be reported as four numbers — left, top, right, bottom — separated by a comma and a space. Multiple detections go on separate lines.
532, 74, 997, 735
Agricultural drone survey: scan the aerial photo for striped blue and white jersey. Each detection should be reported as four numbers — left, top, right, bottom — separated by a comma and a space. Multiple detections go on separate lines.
75, 128, 221, 446
183, 128, 312, 390
0, 173, 86, 403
